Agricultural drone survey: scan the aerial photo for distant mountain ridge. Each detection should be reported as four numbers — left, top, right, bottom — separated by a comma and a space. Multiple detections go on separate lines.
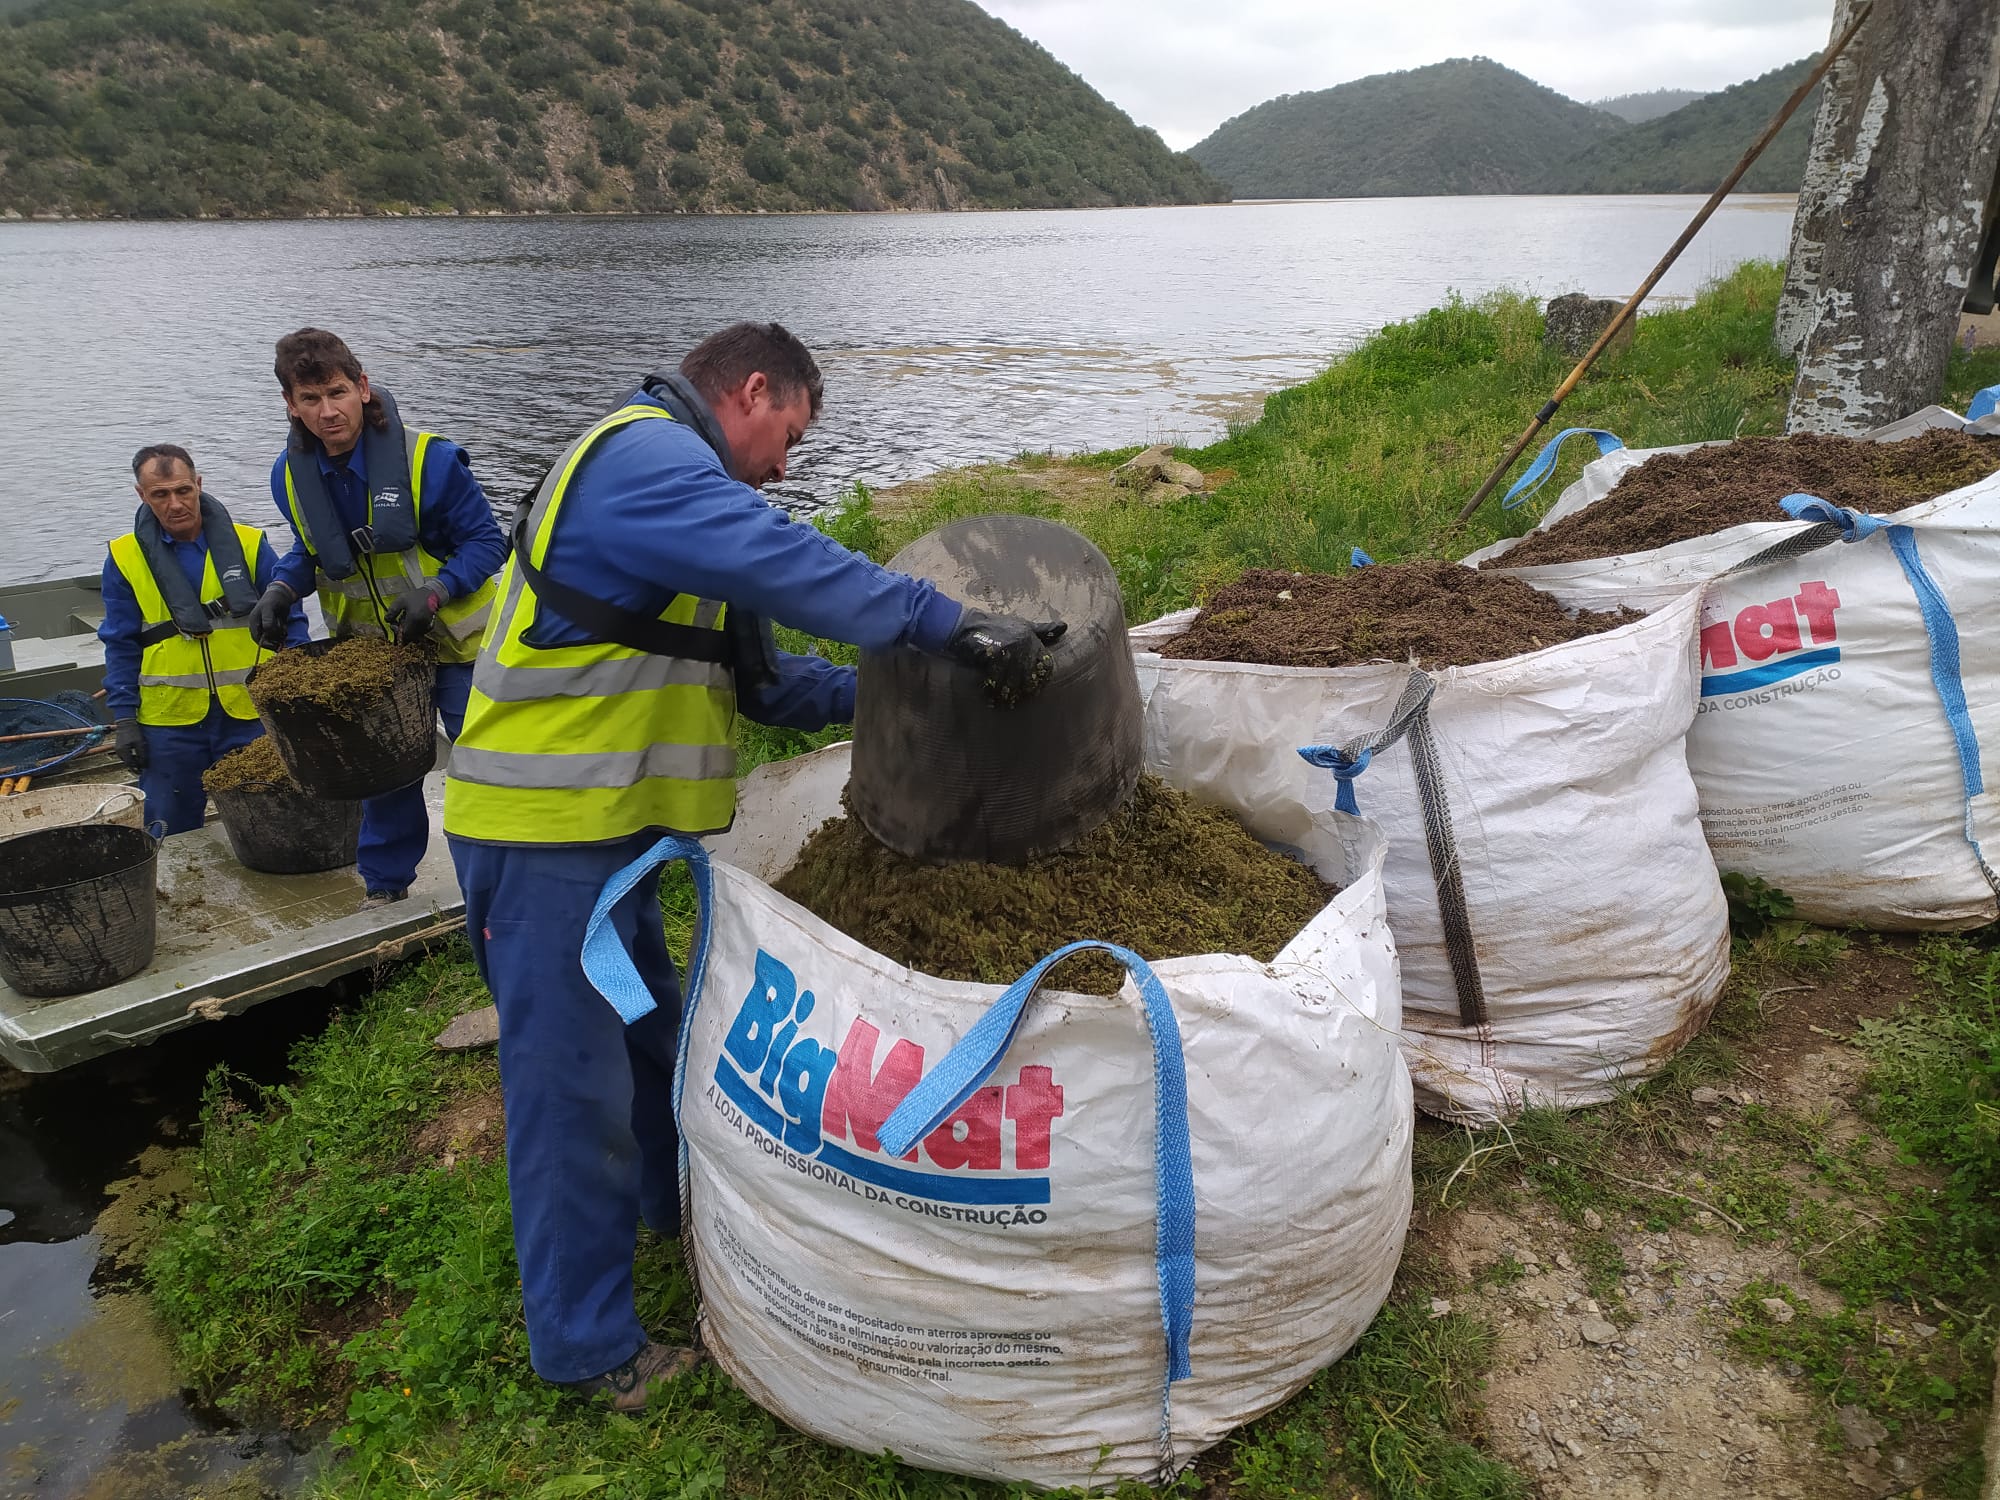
1591, 88, 1708, 125
1190, 56, 1816, 200
0, 0, 1224, 218
1548, 58, 1819, 193
1186, 57, 1623, 199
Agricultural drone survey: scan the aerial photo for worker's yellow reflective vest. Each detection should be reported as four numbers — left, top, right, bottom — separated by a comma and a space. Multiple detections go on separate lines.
108, 523, 268, 726
444, 405, 738, 845
281, 429, 497, 665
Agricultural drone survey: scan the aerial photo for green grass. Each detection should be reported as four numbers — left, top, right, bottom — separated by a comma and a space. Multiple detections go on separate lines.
137, 267, 2000, 1496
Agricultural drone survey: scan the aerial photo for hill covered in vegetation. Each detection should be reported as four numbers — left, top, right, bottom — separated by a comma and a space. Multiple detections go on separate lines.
1590, 87, 1708, 125
1543, 57, 1817, 193
0, 0, 1224, 217
1186, 58, 1625, 199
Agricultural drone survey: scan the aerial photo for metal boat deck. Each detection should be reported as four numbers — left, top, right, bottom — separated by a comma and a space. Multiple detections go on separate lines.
0, 771, 463, 1072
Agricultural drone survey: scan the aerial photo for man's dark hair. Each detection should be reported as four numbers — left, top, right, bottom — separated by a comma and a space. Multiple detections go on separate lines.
679, 321, 823, 417
274, 327, 389, 437
132, 443, 195, 480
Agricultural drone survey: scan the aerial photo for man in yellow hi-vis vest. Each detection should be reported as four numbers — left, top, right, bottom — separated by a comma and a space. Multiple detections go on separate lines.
443, 323, 1062, 1410
98, 444, 307, 833
246, 328, 508, 905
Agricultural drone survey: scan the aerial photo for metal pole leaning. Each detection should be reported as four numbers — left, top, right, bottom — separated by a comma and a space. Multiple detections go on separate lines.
1452, 0, 1874, 528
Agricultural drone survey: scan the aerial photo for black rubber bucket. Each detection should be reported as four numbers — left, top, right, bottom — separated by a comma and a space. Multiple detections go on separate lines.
211, 783, 363, 875
850, 514, 1143, 864
0, 823, 158, 997
247, 640, 436, 801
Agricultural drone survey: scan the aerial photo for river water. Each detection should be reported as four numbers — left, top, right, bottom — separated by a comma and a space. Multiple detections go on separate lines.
0, 195, 1795, 585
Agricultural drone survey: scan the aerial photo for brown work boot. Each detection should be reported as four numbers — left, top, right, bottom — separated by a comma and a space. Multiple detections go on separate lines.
567, 1341, 701, 1412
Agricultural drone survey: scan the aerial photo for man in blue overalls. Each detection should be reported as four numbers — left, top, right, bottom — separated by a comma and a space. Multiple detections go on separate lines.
444, 323, 1064, 1409
100, 444, 307, 832
246, 329, 508, 905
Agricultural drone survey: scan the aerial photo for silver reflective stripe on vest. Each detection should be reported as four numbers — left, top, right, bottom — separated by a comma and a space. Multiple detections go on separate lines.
474, 651, 730, 702
442, 593, 491, 640
140, 667, 252, 688
449, 740, 738, 790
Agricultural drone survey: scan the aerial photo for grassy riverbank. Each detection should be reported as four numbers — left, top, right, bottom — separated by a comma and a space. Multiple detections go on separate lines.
132, 262, 2000, 1498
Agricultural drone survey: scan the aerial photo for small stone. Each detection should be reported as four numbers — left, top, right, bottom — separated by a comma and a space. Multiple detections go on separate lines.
1582, 1208, 1603, 1231
435, 1004, 502, 1052
1158, 458, 1207, 491
1759, 1297, 1796, 1324
1556, 1251, 1576, 1271
1912, 1321, 1939, 1338
1579, 1317, 1619, 1345
1691, 1086, 1725, 1105
1835, 1405, 1889, 1452
1565, 1438, 1587, 1459
1275, 589, 1293, 601
1429, 1297, 1452, 1318
1704, 1114, 1726, 1129
1522, 1409, 1543, 1436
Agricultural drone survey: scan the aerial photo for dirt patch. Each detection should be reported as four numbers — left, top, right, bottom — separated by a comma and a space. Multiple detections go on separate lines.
410, 1082, 505, 1173
774, 776, 1333, 995
246, 638, 428, 721
1158, 561, 1639, 669
1496, 430, 2000, 568
201, 736, 295, 795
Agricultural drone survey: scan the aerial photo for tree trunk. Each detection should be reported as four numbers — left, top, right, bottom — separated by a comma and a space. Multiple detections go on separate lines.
1785, 0, 2000, 434
1774, 0, 1867, 360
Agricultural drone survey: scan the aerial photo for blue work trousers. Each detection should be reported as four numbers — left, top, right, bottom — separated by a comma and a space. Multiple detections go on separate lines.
448, 832, 683, 1384
139, 700, 262, 835
359, 660, 472, 895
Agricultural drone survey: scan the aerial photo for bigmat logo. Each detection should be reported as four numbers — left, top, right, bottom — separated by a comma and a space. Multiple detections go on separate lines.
709, 949, 1066, 1209
1700, 581, 1841, 697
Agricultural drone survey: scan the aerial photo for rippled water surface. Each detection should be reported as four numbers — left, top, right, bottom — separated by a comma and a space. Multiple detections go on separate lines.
2, 195, 1794, 582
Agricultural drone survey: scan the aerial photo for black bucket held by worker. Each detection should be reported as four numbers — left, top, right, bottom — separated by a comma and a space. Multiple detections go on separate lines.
247, 639, 436, 801
211, 783, 363, 875
850, 514, 1143, 864
0, 822, 159, 998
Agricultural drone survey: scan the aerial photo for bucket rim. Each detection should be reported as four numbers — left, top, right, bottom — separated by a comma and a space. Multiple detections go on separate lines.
0, 823, 159, 903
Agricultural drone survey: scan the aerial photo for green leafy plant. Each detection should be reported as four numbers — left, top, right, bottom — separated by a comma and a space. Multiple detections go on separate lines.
1721, 871, 1796, 939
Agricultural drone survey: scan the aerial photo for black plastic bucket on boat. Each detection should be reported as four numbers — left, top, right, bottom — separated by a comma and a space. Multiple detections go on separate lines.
247, 640, 436, 801
0, 823, 158, 998
211, 783, 363, 875
849, 514, 1144, 865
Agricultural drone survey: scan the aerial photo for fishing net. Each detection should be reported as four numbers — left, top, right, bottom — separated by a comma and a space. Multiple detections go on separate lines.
0, 694, 110, 778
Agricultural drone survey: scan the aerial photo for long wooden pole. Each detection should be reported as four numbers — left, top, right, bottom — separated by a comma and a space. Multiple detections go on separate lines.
1453, 0, 1874, 527
0, 724, 104, 746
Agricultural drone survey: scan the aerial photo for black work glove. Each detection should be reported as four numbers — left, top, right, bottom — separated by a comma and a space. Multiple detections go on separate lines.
114, 717, 146, 772
945, 608, 1068, 706
246, 582, 297, 651
385, 586, 445, 644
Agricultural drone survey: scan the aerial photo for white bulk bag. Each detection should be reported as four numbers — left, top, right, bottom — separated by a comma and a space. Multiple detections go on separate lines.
1471, 409, 2000, 929
581, 740, 1410, 1490
1130, 585, 1729, 1125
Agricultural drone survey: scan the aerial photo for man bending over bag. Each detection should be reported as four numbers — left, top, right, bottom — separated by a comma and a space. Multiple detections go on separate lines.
442, 321, 1062, 1410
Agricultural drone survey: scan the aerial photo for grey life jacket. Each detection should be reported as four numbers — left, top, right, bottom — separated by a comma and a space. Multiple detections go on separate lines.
132, 493, 259, 646
283, 384, 417, 579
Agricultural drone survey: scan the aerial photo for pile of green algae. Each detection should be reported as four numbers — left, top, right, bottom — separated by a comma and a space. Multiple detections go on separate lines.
775, 775, 1334, 995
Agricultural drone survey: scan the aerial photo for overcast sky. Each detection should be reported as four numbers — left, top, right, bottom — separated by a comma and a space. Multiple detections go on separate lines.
981, 0, 1838, 150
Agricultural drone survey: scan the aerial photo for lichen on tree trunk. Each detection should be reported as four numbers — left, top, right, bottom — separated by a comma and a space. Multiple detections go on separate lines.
1775, 0, 1867, 360
1782, 0, 2000, 435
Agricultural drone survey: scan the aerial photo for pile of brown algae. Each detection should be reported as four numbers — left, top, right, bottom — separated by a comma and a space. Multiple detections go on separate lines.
1159, 560, 1639, 669
202, 735, 296, 794
773, 775, 1334, 996
1494, 429, 2000, 567
246, 638, 429, 721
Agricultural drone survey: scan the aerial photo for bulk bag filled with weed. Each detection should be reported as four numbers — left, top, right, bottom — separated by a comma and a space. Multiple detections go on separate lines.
1129, 562, 1729, 1125
1469, 405, 2000, 928
581, 738, 1410, 1490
